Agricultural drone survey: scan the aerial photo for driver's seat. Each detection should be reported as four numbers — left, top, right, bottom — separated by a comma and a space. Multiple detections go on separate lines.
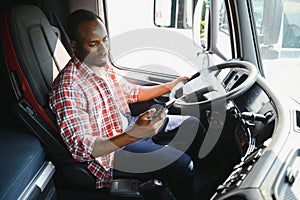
0, 4, 146, 199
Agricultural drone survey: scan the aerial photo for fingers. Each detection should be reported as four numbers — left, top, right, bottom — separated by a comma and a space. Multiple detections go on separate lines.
182, 76, 190, 81
136, 107, 167, 126
177, 76, 190, 82
127, 108, 167, 138
153, 116, 165, 131
138, 108, 156, 119
148, 108, 157, 116
135, 108, 156, 126
154, 109, 168, 130
159, 108, 168, 119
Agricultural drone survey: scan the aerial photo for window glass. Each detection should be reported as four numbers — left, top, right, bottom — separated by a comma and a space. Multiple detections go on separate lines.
105, 0, 198, 76
251, 0, 300, 100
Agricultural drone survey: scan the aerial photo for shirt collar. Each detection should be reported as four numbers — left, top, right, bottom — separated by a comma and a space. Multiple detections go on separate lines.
71, 56, 109, 80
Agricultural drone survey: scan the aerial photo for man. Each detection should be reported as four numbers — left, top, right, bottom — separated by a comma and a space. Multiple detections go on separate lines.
49, 9, 205, 199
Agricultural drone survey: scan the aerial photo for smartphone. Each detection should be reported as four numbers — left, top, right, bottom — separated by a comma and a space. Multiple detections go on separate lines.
151, 98, 176, 119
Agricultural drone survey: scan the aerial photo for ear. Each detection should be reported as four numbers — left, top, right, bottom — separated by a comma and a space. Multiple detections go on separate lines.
70, 40, 77, 51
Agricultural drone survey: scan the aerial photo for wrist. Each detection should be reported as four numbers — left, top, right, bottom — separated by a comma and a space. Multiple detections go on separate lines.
123, 131, 140, 142
164, 82, 173, 92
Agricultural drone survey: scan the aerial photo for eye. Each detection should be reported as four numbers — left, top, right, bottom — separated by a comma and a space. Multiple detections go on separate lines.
89, 41, 98, 47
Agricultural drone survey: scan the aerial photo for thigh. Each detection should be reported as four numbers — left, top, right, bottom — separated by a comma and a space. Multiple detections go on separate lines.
152, 115, 189, 143
154, 115, 206, 158
114, 138, 192, 180
153, 115, 200, 142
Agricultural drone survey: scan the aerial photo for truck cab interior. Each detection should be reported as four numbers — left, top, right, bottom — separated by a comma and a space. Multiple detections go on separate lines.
1, 0, 300, 200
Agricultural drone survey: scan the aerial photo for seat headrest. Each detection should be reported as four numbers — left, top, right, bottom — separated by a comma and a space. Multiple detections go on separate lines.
8, 5, 70, 106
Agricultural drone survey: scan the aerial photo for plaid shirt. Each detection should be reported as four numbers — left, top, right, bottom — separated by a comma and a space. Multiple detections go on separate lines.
49, 56, 139, 188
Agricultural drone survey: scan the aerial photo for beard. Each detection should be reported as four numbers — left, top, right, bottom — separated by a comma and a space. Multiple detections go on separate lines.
80, 51, 109, 68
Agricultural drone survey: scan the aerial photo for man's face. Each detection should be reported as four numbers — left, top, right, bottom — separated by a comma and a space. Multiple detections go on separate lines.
72, 19, 109, 67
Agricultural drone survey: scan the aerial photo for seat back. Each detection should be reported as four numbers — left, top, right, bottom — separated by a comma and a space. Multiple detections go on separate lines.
0, 4, 72, 165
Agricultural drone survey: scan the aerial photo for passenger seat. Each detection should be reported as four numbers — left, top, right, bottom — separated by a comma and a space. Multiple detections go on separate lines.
0, 126, 56, 200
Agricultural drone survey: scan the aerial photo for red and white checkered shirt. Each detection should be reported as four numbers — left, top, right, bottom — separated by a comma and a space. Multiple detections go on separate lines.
49, 56, 140, 188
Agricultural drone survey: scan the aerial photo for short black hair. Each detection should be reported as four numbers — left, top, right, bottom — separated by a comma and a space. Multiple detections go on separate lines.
67, 9, 102, 41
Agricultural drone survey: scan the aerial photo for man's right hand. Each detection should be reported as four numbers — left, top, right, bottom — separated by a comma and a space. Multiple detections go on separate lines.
126, 108, 167, 139
92, 108, 167, 157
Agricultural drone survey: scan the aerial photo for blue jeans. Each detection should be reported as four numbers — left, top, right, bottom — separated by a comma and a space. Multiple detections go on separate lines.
114, 115, 206, 200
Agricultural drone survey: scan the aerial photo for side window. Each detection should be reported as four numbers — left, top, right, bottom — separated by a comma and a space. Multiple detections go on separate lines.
104, 0, 232, 78
105, 0, 200, 77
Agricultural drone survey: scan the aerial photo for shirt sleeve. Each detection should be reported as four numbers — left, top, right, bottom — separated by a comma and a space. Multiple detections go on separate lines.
112, 73, 139, 104
49, 83, 96, 162
122, 79, 140, 104
106, 65, 140, 104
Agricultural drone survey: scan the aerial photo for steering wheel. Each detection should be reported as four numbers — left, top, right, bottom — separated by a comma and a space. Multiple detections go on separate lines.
169, 61, 258, 108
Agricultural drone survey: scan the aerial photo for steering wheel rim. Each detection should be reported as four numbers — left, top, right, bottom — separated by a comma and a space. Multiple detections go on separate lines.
170, 61, 258, 108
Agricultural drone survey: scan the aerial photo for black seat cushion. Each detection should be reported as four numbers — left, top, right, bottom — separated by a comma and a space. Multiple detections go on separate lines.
0, 127, 45, 200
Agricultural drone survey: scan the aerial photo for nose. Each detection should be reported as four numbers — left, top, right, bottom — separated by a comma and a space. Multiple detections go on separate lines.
97, 43, 106, 52
97, 40, 109, 52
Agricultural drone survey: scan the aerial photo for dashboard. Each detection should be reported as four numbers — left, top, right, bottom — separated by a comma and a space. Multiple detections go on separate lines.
211, 67, 278, 199
222, 68, 277, 145
211, 65, 300, 200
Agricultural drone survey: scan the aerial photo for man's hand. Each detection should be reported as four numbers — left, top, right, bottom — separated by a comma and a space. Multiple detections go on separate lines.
126, 108, 167, 138
167, 76, 190, 91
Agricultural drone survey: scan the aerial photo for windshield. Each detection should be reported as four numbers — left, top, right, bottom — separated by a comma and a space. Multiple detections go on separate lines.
251, 0, 300, 101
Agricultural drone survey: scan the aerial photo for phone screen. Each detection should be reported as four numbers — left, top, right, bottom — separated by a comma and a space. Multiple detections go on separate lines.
151, 99, 176, 118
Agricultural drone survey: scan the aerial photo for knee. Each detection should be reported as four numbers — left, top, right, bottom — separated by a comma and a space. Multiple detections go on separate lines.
173, 154, 195, 178
185, 160, 195, 177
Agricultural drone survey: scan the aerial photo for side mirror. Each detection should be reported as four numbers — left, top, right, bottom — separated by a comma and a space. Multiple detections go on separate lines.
154, 0, 175, 27
154, 0, 196, 29
193, 0, 208, 50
